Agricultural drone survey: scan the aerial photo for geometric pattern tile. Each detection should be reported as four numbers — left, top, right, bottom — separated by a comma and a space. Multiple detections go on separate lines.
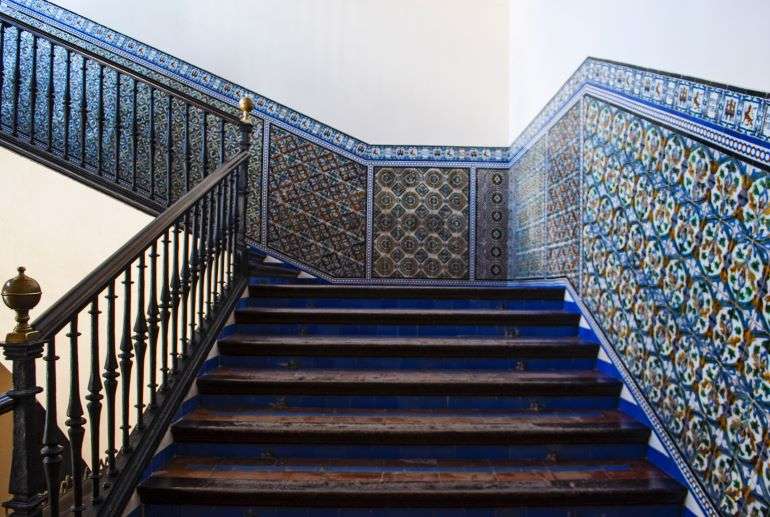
582, 96, 770, 516
267, 127, 367, 277
545, 102, 582, 288
476, 169, 508, 279
374, 167, 469, 279
508, 139, 547, 278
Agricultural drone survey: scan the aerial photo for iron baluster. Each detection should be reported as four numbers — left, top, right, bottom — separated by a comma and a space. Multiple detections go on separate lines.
29, 34, 37, 144
133, 251, 148, 430
80, 55, 86, 166
96, 64, 103, 176
149, 88, 156, 200
165, 95, 172, 205
62, 48, 70, 159
118, 266, 133, 452
147, 241, 160, 409
102, 280, 119, 479
188, 200, 200, 347
179, 211, 191, 359
46, 40, 53, 151
170, 220, 182, 373
86, 298, 104, 503
11, 26, 21, 137
131, 79, 137, 191
41, 337, 63, 516
159, 229, 171, 389
65, 316, 86, 516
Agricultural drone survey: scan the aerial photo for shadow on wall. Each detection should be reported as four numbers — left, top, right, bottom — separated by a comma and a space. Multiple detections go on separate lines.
0, 362, 11, 504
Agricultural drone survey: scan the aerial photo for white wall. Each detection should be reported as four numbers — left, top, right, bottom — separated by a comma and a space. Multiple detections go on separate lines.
54, 0, 511, 147
508, 0, 770, 141
0, 148, 151, 343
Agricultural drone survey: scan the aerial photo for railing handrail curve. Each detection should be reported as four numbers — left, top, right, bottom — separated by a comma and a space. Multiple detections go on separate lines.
30, 149, 250, 338
0, 12, 241, 125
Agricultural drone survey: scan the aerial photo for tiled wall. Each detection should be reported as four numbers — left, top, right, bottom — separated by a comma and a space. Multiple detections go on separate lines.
373, 167, 470, 279
580, 97, 770, 515
507, 103, 582, 287
267, 127, 367, 278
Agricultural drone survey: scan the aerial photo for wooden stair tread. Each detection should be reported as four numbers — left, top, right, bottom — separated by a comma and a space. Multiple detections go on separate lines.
197, 368, 621, 396
172, 407, 649, 444
217, 334, 598, 357
139, 457, 685, 506
234, 307, 581, 326
248, 284, 565, 300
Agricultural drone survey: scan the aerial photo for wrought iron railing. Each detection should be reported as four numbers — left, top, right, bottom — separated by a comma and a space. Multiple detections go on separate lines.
0, 101, 254, 515
0, 13, 243, 215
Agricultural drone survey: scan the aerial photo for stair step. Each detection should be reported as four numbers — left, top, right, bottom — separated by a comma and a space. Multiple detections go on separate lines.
217, 335, 598, 358
249, 284, 565, 300
249, 263, 299, 278
197, 368, 621, 397
138, 457, 686, 508
234, 307, 580, 326
172, 408, 649, 445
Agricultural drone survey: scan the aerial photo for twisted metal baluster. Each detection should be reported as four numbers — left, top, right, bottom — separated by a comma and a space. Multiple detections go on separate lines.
133, 251, 148, 430
86, 297, 103, 502
66, 316, 86, 515
41, 337, 63, 515
102, 280, 119, 479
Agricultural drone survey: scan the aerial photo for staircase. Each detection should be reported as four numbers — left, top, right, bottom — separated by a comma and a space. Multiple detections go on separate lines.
137, 255, 686, 516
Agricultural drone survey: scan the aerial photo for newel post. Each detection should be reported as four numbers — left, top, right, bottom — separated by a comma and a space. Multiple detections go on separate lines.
236, 96, 255, 278
1, 267, 45, 516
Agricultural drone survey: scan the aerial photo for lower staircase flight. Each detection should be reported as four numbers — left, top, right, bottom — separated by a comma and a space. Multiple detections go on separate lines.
137, 252, 687, 516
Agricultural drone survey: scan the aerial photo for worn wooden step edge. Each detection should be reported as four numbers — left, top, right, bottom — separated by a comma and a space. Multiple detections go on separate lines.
196, 369, 622, 396
138, 461, 686, 507
171, 412, 650, 445
217, 335, 599, 358
233, 307, 581, 326
248, 284, 566, 300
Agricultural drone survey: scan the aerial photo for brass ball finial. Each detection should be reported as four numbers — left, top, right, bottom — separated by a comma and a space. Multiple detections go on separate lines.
239, 96, 254, 124
2, 266, 41, 344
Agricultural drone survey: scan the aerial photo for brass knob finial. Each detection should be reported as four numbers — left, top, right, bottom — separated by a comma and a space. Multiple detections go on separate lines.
239, 96, 254, 124
2, 266, 41, 344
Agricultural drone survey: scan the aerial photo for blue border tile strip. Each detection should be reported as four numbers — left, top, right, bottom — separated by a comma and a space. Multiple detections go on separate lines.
2, 0, 767, 168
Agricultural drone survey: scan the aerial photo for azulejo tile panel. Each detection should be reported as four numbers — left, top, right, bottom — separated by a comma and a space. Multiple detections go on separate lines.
476, 169, 508, 279
373, 167, 469, 279
508, 139, 547, 278
581, 96, 770, 516
267, 126, 367, 278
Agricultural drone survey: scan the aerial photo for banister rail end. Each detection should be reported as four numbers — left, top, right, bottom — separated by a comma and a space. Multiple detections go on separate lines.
2, 267, 41, 345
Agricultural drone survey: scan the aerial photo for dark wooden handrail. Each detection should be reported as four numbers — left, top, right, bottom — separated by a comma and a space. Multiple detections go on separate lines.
0, 391, 13, 415
31, 149, 249, 338
0, 12, 240, 125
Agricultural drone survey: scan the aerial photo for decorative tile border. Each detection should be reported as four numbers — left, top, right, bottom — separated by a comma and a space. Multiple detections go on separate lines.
3, 0, 766, 167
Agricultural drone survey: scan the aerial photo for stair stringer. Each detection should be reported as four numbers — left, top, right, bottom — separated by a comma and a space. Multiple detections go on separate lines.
554, 278, 716, 517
